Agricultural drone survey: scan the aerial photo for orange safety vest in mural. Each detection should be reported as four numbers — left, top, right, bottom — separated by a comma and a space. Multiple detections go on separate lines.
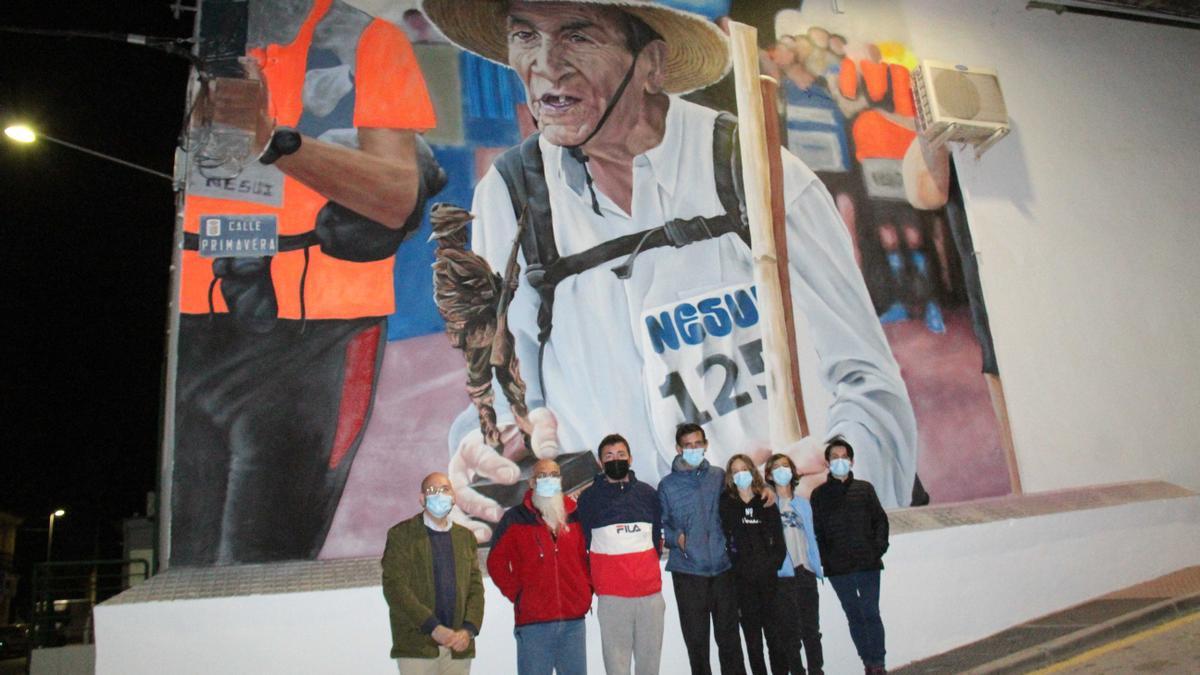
839, 58, 916, 162
180, 0, 436, 320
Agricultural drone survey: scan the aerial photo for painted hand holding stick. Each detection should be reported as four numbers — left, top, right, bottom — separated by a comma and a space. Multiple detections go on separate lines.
430, 203, 560, 540
429, 203, 533, 447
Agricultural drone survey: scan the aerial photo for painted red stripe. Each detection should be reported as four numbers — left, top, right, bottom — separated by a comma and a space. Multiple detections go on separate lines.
328, 324, 381, 469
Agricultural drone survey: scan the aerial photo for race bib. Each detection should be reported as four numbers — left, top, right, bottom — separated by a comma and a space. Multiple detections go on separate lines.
640, 283, 771, 469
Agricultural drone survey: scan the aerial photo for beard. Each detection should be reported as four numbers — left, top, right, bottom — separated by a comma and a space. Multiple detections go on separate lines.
531, 492, 569, 534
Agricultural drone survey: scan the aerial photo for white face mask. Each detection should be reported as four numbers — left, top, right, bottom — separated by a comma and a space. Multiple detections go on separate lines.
424, 493, 453, 518
830, 458, 852, 478
535, 476, 563, 497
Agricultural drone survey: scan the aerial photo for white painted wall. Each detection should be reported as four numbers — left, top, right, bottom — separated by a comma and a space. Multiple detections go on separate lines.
111, 2, 1200, 672
95, 493, 1200, 674
904, 0, 1200, 493
772, 0, 1200, 494
799, 0, 1200, 493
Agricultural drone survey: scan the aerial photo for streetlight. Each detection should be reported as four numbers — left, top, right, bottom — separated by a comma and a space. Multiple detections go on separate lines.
46, 509, 66, 561
3, 122, 174, 182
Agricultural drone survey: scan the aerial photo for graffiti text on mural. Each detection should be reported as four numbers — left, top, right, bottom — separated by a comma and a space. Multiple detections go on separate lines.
186, 159, 285, 207
644, 286, 760, 354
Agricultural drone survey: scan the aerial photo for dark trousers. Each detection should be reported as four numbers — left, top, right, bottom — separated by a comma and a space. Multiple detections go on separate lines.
768, 568, 823, 675
829, 570, 885, 668
734, 573, 774, 675
672, 571, 746, 675
172, 315, 384, 565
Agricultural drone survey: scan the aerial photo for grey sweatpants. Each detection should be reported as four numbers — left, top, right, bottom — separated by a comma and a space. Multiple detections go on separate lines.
597, 592, 666, 675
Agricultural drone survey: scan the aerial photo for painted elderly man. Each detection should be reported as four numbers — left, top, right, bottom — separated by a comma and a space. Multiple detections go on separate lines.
422, 0, 919, 537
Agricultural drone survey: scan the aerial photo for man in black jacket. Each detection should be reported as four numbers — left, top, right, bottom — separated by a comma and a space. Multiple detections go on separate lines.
811, 439, 889, 675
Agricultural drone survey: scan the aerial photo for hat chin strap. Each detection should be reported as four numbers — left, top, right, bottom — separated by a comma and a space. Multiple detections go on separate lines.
565, 47, 643, 216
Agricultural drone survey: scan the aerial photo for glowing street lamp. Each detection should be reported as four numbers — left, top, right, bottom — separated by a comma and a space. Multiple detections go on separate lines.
3, 123, 173, 182
4, 124, 36, 143
47, 509, 66, 561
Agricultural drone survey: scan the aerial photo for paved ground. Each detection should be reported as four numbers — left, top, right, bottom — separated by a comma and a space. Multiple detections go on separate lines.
1031, 611, 1200, 674
895, 566, 1200, 674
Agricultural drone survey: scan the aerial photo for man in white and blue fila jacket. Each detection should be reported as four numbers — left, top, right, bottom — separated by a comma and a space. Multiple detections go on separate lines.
577, 433, 664, 675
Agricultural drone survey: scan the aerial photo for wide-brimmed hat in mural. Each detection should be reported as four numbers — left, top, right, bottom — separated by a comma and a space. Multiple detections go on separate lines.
420, 0, 730, 93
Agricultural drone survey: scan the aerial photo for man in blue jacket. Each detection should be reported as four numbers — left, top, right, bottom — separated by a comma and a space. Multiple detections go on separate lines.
577, 433, 664, 675
659, 423, 746, 675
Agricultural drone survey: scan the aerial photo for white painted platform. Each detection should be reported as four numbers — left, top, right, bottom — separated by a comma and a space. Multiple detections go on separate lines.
95, 482, 1200, 674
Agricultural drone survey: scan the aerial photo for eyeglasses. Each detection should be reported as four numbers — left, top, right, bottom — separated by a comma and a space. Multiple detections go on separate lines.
534, 471, 561, 480
423, 485, 452, 496
681, 441, 708, 450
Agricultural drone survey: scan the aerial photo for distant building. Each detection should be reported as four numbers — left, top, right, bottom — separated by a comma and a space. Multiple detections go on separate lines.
122, 518, 156, 587
0, 512, 22, 623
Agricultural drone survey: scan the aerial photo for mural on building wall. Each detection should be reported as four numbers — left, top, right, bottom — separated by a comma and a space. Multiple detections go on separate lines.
172, 0, 1013, 565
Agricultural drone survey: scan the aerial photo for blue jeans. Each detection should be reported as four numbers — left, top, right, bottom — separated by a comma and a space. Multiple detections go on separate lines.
829, 570, 885, 667
514, 619, 587, 675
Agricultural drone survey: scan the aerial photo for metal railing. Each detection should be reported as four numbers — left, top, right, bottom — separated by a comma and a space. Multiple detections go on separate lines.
29, 559, 150, 650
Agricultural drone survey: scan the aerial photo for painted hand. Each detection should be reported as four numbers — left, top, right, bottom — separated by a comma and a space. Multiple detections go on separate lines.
780, 435, 831, 498
447, 407, 560, 541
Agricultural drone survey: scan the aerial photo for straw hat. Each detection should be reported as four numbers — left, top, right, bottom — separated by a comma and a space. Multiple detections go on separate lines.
420, 0, 730, 94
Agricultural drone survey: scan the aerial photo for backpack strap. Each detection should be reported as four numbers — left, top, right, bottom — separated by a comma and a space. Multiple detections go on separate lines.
493, 112, 748, 349
495, 133, 558, 344
712, 112, 748, 241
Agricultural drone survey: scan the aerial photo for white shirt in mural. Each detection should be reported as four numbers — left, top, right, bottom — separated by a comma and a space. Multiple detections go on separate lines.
467, 97, 918, 507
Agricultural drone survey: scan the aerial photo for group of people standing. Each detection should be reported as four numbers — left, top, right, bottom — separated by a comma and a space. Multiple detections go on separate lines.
382, 423, 891, 675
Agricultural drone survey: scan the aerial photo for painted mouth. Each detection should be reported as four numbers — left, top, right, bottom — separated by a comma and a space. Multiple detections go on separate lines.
539, 93, 580, 112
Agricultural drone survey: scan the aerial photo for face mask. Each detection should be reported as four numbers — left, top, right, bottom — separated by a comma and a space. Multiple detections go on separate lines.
603, 459, 630, 481
771, 466, 794, 487
682, 448, 705, 467
535, 476, 563, 497
425, 493, 453, 518
830, 458, 852, 478
732, 470, 753, 490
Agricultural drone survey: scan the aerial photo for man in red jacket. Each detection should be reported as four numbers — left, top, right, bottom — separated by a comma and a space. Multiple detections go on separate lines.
487, 458, 592, 674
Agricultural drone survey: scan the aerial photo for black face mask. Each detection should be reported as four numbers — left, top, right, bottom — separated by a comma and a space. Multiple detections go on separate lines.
603, 459, 631, 481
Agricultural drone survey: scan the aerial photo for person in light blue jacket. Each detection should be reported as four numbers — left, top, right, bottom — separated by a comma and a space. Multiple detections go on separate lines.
765, 453, 826, 675
660, 423, 745, 675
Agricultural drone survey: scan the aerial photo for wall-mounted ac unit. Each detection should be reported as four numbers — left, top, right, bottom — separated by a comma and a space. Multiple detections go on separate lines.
911, 60, 1010, 158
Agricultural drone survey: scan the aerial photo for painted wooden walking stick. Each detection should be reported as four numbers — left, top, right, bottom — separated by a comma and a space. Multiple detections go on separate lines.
729, 22, 809, 449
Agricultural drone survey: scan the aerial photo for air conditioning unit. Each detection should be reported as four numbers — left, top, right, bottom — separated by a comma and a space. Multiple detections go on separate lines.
911, 59, 1010, 158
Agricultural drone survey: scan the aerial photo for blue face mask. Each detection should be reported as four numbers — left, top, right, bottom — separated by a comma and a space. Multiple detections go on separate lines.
732, 470, 753, 490
682, 448, 705, 467
535, 476, 562, 497
425, 493, 453, 518
771, 466, 794, 487
830, 458, 852, 478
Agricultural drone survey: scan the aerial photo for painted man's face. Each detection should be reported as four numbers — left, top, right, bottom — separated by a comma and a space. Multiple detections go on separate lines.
505, 2, 640, 147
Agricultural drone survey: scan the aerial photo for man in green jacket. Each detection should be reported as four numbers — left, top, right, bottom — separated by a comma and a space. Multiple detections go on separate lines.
382, 472, 485, 674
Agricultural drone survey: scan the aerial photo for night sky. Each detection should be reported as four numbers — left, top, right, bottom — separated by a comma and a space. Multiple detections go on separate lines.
1, 0, 192, 609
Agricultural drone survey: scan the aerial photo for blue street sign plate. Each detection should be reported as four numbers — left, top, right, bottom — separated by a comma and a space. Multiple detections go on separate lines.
198, 215, 279, 258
